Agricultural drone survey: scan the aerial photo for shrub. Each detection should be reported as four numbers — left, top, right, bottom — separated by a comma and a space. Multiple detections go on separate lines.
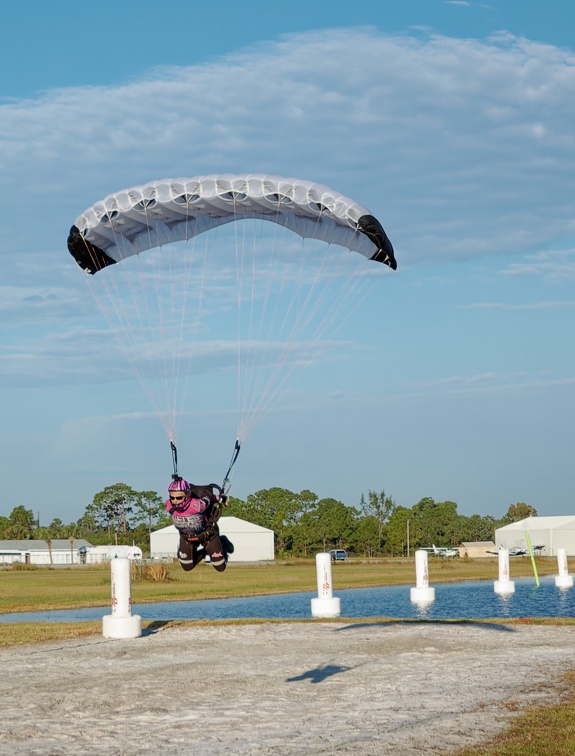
131, 562, 170, 582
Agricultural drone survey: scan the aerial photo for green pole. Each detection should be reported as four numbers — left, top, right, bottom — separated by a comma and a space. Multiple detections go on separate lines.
525, 531, 540, 587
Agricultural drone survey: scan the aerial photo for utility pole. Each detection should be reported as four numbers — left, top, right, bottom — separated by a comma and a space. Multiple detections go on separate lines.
407, 519, 410, 558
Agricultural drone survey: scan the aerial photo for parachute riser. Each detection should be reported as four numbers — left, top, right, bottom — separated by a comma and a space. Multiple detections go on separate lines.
222, 439, 241, 495
168, 438, 240, 494
171, 440, 179, 481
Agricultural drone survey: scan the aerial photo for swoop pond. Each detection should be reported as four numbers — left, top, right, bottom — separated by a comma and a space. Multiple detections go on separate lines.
1, 576, 575, 622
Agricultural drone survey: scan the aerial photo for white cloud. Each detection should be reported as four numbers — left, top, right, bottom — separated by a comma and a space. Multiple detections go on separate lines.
464, 300, 575, 310
443, 1, 492, 8
499, 247, 575, 280
1, 27, 575, 273
407, 370, 575, 395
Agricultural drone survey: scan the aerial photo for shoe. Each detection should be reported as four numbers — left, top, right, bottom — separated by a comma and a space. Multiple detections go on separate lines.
220, 535, 234, 555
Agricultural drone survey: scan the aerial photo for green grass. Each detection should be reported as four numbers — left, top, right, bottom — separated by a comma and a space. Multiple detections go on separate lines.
455, 672, 575, 756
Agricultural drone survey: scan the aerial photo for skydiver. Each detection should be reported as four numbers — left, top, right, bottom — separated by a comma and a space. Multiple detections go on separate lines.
166, 477, 234, 572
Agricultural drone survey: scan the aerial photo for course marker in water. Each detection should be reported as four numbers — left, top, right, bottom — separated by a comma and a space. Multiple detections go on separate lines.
311, 553, 341, 618
494, 548, 515, 595
410, 549, 435, 603
554, 548, 574, 588
102, 557, 142, 639
524, 531, 540, 588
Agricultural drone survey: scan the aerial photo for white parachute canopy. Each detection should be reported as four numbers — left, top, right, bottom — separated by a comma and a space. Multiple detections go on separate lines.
68, 173, 395, 449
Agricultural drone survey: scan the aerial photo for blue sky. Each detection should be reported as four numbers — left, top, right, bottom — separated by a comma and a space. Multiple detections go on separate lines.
1, 1, 575, 525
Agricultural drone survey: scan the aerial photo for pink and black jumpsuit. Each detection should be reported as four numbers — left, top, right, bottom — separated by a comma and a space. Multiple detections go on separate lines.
166, 493, 228, 572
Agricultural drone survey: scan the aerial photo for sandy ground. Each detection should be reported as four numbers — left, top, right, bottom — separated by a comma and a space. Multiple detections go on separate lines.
0, 621, 574, 755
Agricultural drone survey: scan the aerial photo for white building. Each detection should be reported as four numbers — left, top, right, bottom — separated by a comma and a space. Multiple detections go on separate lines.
495, 516, 575, 556
150, 516, 275, 562
0, 539, 93, 565
85, 544, 143, 563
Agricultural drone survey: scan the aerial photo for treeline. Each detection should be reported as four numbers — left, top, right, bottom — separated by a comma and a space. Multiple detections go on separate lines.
0, 483, 538, 557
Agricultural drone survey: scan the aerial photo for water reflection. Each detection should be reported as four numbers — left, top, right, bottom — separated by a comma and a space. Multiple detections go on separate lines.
1, 576, 574, 624
496, 592, 514, 618
558, 586, 571, 614
412, 601, 433, 620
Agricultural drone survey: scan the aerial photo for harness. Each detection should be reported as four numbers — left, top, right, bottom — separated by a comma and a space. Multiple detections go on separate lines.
168, 482, 226, 544
168, 438, 240, 544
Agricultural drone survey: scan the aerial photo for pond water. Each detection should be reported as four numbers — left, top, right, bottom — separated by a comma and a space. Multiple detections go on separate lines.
1, 576, 574, 623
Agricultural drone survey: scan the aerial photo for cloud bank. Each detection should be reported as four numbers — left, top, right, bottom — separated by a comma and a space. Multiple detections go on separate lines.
2, 27, 574, 266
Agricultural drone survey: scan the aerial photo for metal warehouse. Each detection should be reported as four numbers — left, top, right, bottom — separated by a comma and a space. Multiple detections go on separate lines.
495, 516, 575, 556
0, 539, 93, 565
150, 516, 275, 562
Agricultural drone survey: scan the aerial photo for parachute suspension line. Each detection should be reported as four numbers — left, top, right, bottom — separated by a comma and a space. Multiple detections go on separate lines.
148, 211, 173, 437
153, 209, 202, 442
237, 234, 317, 439
117, 211, 176, 441
237, 223, 327, 439
110, 213, 174, 439
235, 214, 272, 439
233, 216, 291, 439
234, 216, 256, 439
236, 208, 296, 440
83, 211, 208, 446
172, 227, 212, 443
233, 202, 245, 440
237, 232, 380, 441
163, 215, 210, 444
83, 229, 175, 440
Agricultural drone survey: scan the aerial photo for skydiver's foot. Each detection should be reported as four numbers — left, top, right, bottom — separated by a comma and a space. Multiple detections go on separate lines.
220, 535, 234, 555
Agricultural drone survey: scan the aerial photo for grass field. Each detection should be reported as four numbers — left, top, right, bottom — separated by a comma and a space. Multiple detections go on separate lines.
1, 556, 575, 754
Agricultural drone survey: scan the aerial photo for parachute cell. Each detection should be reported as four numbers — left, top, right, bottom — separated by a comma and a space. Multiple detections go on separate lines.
67, 174, 396, 274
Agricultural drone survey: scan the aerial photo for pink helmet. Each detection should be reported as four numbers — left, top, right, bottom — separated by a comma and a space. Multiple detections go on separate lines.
169, 477, 191, 493
168, 477, 192, 508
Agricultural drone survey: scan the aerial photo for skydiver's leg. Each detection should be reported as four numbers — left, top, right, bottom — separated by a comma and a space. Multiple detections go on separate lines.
177, 533, 205, 572
204, 532, 229, 572
220, 534, 234, 555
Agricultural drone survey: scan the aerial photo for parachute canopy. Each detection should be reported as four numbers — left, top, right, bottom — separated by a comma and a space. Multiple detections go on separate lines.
67, 173, 396, 450
67, 174, 396, 274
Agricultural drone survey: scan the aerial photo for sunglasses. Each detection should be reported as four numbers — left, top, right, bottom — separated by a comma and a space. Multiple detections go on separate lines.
169, 494, 185, 501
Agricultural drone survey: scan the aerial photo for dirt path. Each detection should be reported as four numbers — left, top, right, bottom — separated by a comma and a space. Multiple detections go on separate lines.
0, 621, 573, 754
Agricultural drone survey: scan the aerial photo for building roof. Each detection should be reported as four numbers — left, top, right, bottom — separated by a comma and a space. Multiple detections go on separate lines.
497, 516, 575, 532
152, 516, 274, 536
0, 539, 93, 552
87, 545, 142, 555
461, 541, 495, 548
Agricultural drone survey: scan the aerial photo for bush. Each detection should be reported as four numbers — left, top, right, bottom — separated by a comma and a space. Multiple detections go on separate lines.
131, 562, 170, 582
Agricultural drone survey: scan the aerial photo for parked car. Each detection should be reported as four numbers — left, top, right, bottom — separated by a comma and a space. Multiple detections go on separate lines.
329, 549, 347, 561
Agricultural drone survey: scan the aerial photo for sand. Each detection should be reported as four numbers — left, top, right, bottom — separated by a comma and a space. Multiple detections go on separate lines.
0, 621, 573, 755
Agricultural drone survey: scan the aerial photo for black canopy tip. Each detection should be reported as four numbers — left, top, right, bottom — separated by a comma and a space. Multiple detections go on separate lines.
357, 214, 397, 270
67, 225, 116, 275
